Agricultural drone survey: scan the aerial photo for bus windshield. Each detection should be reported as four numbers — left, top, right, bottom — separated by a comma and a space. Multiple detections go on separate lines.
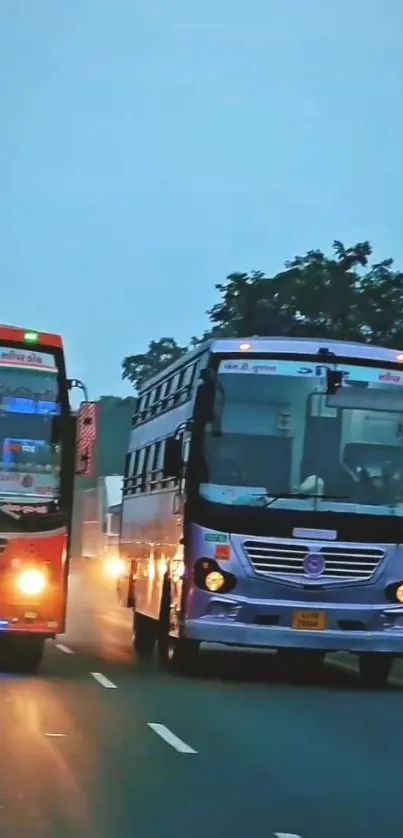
198, 357, 403, 517
0, 347, 62, 502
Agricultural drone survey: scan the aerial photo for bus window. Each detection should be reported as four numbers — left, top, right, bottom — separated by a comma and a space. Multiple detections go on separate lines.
150, 385, 162, 416
123, 451, 136, 496
143, 392, 153, 422
167, 374, 181, 410
182, 363, 197, 398
143, 445, 154, 493
134, 448, 146, 494
149, 440, 164, 491
160, 379, 172, 412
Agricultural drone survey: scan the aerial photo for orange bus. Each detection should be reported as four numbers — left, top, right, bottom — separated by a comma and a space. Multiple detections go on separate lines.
0, 324, 96, 672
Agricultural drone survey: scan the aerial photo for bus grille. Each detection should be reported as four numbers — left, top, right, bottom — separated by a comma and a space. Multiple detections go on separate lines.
243, 540, 385, 581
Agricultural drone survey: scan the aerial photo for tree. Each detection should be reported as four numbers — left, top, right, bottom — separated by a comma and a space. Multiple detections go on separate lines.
122, 338, 187, 390
121, 241, 403, 385
208, 241, 403, 344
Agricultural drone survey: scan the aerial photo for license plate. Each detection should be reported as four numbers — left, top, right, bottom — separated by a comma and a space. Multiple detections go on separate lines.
292, 610, 327, 631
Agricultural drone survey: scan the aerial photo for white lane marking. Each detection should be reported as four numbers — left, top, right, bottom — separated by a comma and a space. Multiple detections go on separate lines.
91, 672, 118, 689
275, 833, 302, 837
46, 733, 67, 737
55, 643, 74, 654
148, 723, 197, 754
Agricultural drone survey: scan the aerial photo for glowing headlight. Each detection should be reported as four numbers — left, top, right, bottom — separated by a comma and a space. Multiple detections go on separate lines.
104, 557, 125, 580
18, 569, 46, 596
205, 571, 225, 592
396, 584, 403, 603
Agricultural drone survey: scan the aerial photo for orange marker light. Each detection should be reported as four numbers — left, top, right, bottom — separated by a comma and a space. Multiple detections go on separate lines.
214, 544, 231, 561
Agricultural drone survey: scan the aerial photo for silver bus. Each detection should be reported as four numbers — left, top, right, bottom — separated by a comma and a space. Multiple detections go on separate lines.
117, 336, 403, 686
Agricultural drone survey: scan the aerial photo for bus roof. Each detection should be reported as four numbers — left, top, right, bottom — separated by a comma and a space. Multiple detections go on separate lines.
0, 324, 63, 349
138, 336, 403, 393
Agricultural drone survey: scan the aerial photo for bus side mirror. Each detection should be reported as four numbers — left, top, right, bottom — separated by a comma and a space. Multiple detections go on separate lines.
75, 401, 97, 477
194, 369, 216, 424
163, 436, 182, 480
194, 369, 223, 436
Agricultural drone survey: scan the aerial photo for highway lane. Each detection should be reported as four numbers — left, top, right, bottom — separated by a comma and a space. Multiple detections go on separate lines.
0, 561, 402, 838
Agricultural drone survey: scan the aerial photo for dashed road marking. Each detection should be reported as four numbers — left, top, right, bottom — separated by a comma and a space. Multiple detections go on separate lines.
55, 643, 74, 654
148, 723, 197, 754
274, 833, 302, 837
46, 733, 67, 737
91, 672, 118, 689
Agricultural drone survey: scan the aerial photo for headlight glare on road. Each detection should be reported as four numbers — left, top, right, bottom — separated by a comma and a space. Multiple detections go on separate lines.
17, 568, 46, 596
205, 571, 225, 592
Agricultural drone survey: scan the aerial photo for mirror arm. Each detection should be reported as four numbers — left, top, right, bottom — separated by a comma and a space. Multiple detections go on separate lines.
67, 378, 89, 402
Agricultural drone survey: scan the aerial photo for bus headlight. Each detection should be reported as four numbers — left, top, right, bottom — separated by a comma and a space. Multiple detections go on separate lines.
205, 571, 225, 592
104, 557, 125, 580
17, 569, 46, 596
396, 585, 403, 603
194, 559, 237, 593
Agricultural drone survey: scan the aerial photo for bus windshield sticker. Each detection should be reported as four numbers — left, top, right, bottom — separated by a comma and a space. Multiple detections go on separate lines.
200, 483, 268, 506
219, 358, 403, 385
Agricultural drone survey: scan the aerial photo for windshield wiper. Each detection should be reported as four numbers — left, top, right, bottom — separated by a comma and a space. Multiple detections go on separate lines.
263, 493, 348, 508
0, 504, 20, 519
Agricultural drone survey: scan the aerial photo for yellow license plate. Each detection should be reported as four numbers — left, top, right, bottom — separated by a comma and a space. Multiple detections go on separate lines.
292, 610, 327, 631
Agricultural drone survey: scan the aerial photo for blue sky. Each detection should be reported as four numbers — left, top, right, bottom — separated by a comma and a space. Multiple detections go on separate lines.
0, 0, 402, 397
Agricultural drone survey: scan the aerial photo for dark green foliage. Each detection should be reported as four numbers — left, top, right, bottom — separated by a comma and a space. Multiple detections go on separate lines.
121, 241, 403, 387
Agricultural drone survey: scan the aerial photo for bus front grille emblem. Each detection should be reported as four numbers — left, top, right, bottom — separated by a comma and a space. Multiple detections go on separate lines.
303, 552, 325, 578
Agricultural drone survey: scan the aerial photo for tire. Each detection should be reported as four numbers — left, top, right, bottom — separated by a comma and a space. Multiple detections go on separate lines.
157, 581, 200, 674
132, 610, 156, 658
358, 653, 392, 688
158, 633, 200, 674
12, 637, 45, 674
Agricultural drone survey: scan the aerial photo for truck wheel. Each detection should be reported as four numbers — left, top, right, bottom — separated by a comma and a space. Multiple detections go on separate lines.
358, 653, 392, 688
13, 638, 45, 674
132, 611, 156, 658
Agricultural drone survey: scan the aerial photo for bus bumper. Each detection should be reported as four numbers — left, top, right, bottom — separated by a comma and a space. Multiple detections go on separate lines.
183, 604, 403, 654
0, 621, 61, 638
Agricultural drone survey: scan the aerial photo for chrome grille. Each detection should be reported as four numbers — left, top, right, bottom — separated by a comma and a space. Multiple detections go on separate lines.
243, 540, 385, 581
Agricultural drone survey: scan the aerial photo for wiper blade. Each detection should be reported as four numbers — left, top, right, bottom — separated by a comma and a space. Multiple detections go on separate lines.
0, 504, 20, 519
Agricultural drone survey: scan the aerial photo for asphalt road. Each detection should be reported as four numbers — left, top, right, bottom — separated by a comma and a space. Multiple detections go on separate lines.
0, 562, 402, 838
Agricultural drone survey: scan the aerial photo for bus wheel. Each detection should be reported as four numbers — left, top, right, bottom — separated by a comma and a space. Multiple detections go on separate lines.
13, 637, 45, 674
358, 653, 392, 688
158, 632, 200, 674
132, 611, 156, 658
